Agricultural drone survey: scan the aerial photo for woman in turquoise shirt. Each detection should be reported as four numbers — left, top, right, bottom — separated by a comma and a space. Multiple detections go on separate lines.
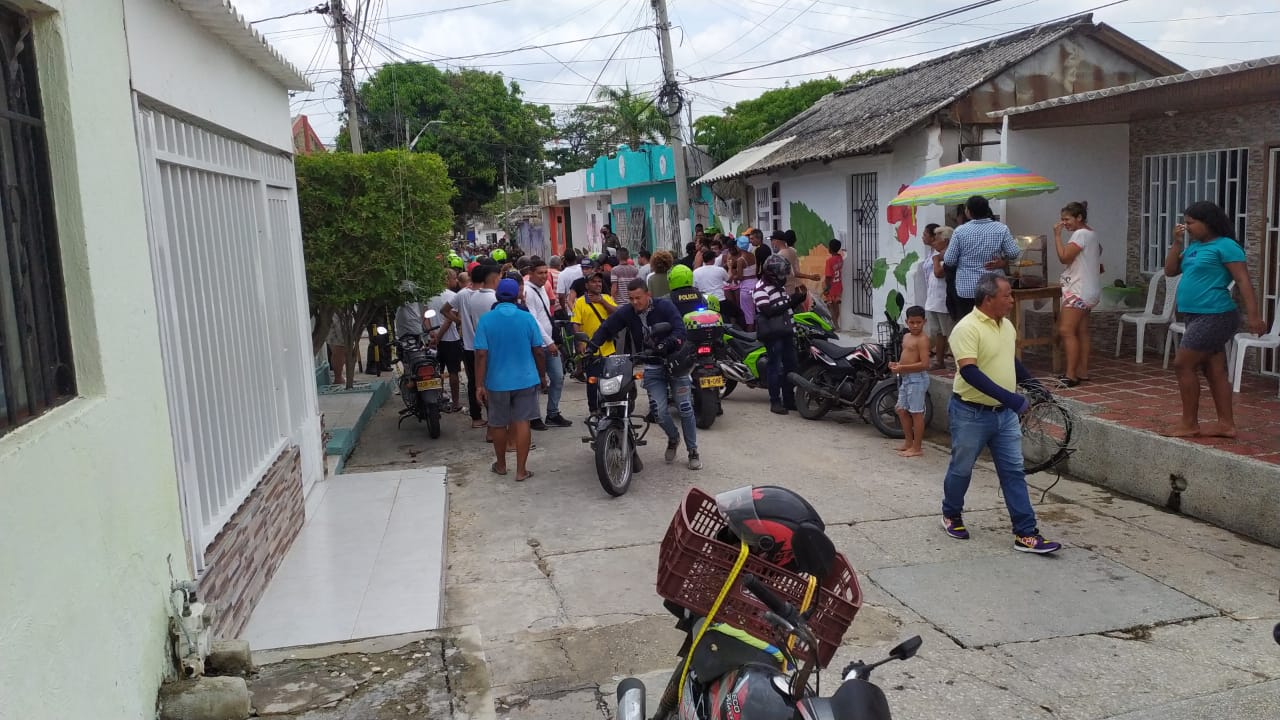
1163, 201, 1265, 439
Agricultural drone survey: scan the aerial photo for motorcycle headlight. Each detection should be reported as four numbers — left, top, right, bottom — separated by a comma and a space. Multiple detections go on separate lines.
599, 375, 624, 396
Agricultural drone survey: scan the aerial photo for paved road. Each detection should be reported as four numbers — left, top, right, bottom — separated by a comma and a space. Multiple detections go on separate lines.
345, 378, 1280, 720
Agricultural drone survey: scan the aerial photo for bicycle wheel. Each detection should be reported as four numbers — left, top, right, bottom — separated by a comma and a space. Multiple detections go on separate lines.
1022, 397, 1074, 474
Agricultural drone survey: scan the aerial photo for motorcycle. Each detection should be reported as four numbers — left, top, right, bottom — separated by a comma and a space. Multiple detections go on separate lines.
718, 302, 837, 399
621, 486, 920, 720
682, 309, 726, 429
393, 309, 445, 439
580, 324, 672, 497
787, 315, 933, 439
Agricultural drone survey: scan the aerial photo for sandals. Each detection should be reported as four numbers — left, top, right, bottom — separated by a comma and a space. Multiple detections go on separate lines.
490, 462, 507, 476
515, 471, 535, 482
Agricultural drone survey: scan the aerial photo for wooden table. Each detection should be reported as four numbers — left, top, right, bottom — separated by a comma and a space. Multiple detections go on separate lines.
1010, 284, 1062, 373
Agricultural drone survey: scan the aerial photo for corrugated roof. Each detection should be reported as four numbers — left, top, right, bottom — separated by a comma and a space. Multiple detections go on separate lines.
172, 0, 312, 91
696, 136, 796, 184
699, 15, 1101, 183
991, 54, 1280, 118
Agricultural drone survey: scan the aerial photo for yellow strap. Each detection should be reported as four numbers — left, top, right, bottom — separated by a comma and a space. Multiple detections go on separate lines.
677, 541, 751, 704
787, 575, 819, 653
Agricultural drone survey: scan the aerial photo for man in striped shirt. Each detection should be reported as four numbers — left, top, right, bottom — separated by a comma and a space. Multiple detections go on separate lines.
944, 195, 1021, 319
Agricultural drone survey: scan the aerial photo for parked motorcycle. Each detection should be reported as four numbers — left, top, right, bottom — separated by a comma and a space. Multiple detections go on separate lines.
719, 306, 836, 398
580, 325, 673, 497
787, 315, 933, 438
393, 309, 445, 439
622, 486, 919, 720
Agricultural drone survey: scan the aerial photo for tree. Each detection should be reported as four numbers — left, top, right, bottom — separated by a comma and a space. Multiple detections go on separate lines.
548, 104, 616, 174
298, 150, 456, 388
596, 83, 669, 150
693, 70, 899, 164
339, 64, 552, 226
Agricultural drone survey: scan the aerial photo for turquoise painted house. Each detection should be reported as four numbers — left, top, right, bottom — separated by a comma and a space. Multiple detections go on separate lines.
583, 143, 715, 253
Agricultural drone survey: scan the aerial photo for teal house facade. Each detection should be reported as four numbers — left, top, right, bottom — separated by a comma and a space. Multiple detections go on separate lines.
583, 143, 715, 253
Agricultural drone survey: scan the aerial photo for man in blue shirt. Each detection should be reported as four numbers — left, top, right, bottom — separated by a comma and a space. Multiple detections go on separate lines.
475, 278, 548, 482
944, 195, 1021, 320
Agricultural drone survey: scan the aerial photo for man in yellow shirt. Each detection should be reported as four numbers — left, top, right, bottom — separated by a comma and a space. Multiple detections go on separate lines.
942, 273, 1061, 554
571, 271, 618, 416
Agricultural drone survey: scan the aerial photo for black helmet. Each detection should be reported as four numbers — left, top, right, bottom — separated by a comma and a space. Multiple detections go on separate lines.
762, 254, 791, 287
715, 486, 836, 579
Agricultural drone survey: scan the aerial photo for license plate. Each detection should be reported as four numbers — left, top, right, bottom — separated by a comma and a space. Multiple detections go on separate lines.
416, 379, 443, 391
699, 375, 725, 389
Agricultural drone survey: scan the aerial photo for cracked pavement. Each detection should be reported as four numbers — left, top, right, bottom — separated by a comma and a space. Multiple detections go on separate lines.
345, 379, 1280, 719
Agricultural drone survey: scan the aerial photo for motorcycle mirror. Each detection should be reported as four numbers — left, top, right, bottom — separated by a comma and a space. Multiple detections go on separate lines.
376, 326, 389, 335
650, 322, 672, 335
423, 309, 438, 320
890, 635, 922, 661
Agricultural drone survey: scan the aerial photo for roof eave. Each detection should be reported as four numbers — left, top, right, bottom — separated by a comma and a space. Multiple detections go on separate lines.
172, 0, 313, 91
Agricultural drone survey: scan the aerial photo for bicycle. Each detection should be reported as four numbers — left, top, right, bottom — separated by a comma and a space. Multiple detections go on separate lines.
1019, 381, 1078, 475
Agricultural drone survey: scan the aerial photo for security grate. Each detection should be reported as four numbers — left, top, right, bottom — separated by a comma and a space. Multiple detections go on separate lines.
849, 173, 879, 318
1141, 148, 1248, 273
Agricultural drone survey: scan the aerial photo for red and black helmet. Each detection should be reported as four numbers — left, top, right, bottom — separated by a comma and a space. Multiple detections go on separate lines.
715, 486, 837, 579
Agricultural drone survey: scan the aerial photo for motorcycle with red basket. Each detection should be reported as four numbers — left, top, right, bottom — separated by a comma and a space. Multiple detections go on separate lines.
619, 486, 920, 720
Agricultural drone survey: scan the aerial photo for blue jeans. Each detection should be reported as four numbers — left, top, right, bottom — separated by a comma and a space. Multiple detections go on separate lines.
942, 396, 1038, 536
643, 366, 697, 453
544, 351, 564, 417
765, 334, 798, 406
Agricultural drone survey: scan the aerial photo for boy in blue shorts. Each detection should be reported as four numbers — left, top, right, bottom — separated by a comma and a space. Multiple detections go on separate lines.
889, 306, 931, 457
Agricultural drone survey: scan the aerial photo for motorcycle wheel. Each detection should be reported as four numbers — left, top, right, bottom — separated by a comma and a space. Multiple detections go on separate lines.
795, 364, 834, 421
721, 379, 737, 399
426, 407, 442, 439
594, 423, 633, 497
695, 387, 718, 429
399, 376, 417, 410
868, 385, 934, 439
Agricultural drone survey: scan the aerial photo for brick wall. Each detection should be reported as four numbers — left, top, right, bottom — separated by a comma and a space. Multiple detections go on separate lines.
197, 445, 305, 639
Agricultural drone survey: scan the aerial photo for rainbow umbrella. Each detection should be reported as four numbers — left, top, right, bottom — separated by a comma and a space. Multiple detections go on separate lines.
889, 161, 1057, 207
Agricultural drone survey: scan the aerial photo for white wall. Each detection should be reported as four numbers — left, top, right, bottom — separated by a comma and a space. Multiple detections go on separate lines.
124, 0, 294, 152
0, 3, 189, 718
1004, 123, 1130, 289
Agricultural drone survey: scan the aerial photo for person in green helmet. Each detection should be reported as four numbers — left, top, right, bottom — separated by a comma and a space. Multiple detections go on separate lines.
491, 248, 508, 263
449, 254, 465, 271
668, 263, 709, 316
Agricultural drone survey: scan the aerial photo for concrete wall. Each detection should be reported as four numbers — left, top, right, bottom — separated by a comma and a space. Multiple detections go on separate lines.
124, 0, 294, 152
0, 3, 189, 718
1004, 123, 1131, 291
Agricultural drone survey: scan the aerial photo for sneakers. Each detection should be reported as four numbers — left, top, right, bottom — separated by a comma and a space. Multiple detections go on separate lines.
941, 516, 970, 540
687, 452, 702, 470
770, 403, 789, 415
664, 440, 679, 463
530, 419, 548, 431
1013, 533, 1062, 554
545, 414, 573, 428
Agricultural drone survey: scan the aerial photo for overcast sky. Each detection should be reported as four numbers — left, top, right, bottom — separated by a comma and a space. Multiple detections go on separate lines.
234, 0, 1280, 146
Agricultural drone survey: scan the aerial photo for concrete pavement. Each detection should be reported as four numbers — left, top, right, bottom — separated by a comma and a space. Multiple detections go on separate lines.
344, 376, 1280, 720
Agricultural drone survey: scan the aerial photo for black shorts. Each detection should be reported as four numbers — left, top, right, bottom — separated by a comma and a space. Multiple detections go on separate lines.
1180, 310, 1238, 353
437, 339, 463, 372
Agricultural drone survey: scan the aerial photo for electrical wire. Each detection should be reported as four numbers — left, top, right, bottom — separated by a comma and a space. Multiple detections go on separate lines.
250, 3, 327, 24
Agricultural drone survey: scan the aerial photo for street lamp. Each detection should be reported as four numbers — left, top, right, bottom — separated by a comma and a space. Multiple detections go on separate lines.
407, 119, 447, 151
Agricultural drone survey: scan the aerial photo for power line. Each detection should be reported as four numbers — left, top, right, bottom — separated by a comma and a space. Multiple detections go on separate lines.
250, 3, 327, 24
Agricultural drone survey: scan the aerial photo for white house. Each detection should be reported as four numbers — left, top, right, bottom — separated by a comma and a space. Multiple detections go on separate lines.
554, 167, 613, 256
0, 1, 317, 717
697, 14, 1180, 333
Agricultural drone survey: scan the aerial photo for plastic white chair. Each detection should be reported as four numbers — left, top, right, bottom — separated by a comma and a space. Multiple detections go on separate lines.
1229, 293, 1280, 392
1164, 281, 1235, 369
1116, 270, 1180, 364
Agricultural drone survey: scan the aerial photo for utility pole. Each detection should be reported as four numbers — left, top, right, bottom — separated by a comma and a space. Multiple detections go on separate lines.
652, 0, 691, 253
330, 0, 363, 154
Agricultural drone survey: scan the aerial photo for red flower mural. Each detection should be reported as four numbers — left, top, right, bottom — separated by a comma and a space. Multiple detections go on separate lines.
885, 184, 916, 246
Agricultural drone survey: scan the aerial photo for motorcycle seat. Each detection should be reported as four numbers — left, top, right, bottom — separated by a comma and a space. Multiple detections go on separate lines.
725, 326, 757, 343
810, 338, 860, 359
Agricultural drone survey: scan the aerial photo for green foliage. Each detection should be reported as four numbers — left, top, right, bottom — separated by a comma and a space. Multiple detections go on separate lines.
548, 104, 616, 174
595, 82, 670, 151
298, 150, 456, 365
871, 257, 889, 289
692, 70, 897, 164
893, 251, 920, 288
788, 201, 835, 257
885, 290, 904, 323
342, 64, 552, 223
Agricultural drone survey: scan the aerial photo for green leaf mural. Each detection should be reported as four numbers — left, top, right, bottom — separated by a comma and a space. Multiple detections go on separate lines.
893, 251, 919, 288
789, 201, 835, 257
871, 257, 889, 289
885, 290, 904, 322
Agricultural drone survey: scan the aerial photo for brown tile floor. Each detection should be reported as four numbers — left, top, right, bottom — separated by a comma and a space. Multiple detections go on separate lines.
931, 351, 1280, 465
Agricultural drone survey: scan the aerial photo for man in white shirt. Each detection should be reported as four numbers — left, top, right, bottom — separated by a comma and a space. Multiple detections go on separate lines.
692, 249, 729, 302
429, 269, 465, 411
636, 249, 652, 282
523, 257, 572, 429
556, 249, 585, 304
459, 263, 500, 427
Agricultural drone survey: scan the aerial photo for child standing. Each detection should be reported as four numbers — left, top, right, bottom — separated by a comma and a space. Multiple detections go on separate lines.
889, 306, 931, 457
822, 239, 845, 330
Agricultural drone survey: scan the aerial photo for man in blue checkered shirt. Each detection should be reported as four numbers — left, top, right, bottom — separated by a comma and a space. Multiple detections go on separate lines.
944, 195, 1021, 319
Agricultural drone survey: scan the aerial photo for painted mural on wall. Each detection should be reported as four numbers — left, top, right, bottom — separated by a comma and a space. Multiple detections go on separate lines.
872, 184, 920, 321
789, 201, 836, 294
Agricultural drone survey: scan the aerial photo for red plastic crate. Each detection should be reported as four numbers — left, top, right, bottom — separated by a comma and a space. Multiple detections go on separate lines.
655, 488, 862, 668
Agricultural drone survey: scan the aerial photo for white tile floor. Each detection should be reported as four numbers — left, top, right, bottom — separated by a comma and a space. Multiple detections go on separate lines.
242, 468, 448, 650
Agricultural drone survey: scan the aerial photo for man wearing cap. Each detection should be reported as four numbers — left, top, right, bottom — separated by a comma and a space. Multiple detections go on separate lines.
475, 278, 548, 482
568, 256, 595, 307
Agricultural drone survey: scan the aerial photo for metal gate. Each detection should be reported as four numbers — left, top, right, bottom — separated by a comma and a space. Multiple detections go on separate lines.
1263, 147, 1280, 373
849, 173, 878, 318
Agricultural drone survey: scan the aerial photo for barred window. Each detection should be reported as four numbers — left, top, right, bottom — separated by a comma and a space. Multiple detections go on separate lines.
1141, 148, 1248, 272
0, 7, 75, 436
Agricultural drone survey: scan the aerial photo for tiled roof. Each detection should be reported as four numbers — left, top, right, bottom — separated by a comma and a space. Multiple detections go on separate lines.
172, 0, 312, 91
701, 14, 1098, 183
991, 54, 1280, 117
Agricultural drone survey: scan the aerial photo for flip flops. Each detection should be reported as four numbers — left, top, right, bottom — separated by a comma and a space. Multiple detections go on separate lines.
515, 471, 535, 482
490, 462, 507, 476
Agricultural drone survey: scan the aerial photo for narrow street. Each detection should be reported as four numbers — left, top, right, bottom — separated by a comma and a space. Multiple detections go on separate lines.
345, 380, 1280, 720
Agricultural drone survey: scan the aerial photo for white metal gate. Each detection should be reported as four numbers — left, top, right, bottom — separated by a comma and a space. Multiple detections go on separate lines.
1263, 147, 1280, 374
135, 103, 320, 572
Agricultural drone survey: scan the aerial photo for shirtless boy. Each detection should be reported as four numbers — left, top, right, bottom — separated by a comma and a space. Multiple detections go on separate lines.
888, 306, 932, 457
